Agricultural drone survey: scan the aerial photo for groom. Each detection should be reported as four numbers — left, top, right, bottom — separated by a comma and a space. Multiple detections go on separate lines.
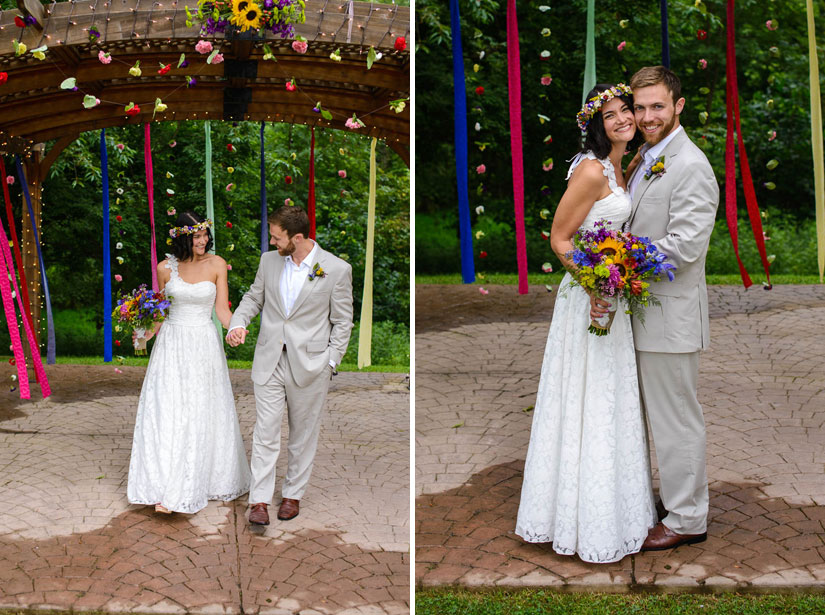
227, 205, 353, 525
595, 66, 719, 550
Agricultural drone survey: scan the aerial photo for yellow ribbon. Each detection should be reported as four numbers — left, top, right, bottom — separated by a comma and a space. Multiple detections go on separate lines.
807, 0, 825, 281
357, 138, 377, 368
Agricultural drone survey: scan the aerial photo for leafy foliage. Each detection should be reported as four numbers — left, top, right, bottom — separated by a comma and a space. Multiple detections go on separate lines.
416, 0, 825, 275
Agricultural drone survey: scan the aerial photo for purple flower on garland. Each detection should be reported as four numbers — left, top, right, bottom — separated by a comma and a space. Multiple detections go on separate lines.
24, 15, 37, 26
179, 59, 189, 68
312, 105, 320, 113
187, 77, 197, 87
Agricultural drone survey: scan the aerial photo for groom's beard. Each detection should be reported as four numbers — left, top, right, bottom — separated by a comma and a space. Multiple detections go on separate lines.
278, 239, 297, 256
639, 111, 677, 146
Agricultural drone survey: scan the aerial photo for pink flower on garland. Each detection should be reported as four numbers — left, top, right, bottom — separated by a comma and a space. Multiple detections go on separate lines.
617, 41, 626, 52
116, 143, 125, 150
476, 164, 486, 174
540, 76, 552, 86
195, 40, 213, 54
211, 53, 224, 64
227, 264, 233, 271
292, 40, 308, 54
114, 274, 122, 282
698, 58, 708, 69
6, 176, 14, 185
98, 50, 112, 64
338, 170, 347, 178
766, 19, 778, 31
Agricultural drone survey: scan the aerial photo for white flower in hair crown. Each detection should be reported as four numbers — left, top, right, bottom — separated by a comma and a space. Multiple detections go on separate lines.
576, 83, 633, 131
169, 219, 213, 238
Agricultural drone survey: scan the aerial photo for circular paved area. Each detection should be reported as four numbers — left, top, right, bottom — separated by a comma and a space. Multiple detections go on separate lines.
416, 283, 825, 590
0, 365, 409, 614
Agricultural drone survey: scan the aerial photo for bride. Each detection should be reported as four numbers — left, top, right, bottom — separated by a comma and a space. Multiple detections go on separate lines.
127, 211, 251, 514
515, 83, 656, 562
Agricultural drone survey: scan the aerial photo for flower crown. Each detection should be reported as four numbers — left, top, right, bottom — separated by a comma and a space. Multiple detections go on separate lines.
169, 219, 213, 238
576, 83, 633, 131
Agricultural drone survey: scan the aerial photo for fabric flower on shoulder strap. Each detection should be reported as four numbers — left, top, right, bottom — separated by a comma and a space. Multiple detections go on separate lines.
644, 155, 667, 180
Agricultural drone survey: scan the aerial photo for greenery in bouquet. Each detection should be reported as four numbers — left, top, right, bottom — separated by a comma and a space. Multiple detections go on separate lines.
568, 219, 675, 334
112, 285, 171, 353
186, 0, 306, 36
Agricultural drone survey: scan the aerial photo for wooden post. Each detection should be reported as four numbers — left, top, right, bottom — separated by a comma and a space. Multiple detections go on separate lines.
20, 147, 44, 347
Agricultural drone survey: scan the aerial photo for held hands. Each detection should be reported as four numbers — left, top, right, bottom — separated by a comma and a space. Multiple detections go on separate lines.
225, 328, 248, 347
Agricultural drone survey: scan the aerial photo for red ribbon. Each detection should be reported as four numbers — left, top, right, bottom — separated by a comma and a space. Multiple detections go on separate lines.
725, 0, 771, 288
507, 0, 528, 295
0, 157, 35, 333
308, 126, 316, 239
144, 124, 159, 291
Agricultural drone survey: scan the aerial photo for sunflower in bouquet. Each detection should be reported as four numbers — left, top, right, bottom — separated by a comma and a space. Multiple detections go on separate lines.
112, 285, 171, 355
568, 219, 675, 336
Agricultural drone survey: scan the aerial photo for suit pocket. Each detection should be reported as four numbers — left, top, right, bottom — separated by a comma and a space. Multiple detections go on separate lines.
306, 340, 328, 353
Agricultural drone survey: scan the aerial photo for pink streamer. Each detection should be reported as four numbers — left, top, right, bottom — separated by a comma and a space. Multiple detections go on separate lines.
144, 124, 158, 291
0, 216, 51, 398
507, 0, 528, 294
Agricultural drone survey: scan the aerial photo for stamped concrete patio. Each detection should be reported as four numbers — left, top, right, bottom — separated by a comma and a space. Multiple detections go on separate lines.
0, 366, 409, 614
416, 283, 825, 590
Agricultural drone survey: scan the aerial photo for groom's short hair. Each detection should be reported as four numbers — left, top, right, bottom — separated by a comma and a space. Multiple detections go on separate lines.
269, 206, 310, 238
630, 66, 682, 104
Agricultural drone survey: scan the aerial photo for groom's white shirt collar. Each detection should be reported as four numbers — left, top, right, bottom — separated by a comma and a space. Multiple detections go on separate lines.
629, 125, 683, 198
282, 240, 319, 315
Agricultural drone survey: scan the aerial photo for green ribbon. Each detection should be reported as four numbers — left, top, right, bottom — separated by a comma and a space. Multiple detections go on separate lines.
204, 122, 222, 337
582, 0, 596, 105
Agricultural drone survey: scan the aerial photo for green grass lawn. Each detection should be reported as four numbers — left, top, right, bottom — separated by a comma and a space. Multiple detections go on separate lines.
416, 273, 823, 286
416, 589, 825, 614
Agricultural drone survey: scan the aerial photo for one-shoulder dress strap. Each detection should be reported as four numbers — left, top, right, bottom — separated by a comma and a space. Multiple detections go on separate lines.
599, 157, 626, 197
164, 253, 179, 279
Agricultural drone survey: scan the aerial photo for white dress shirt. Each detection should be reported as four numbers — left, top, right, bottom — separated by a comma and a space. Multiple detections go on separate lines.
281, 241, 318, 316
628, 125, 683, 199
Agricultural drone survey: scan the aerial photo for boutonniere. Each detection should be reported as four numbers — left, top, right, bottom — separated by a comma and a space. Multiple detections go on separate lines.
307, 262, 327, 282
644, 155, 667, 180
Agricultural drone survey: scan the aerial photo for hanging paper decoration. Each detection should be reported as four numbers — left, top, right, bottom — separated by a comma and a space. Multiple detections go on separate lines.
101, 130, 113, 362
724, 0, 771, 288
15, 156, 57, 364
449, 0, 475, 283
805, 0, 825, 281
660, 0, 670, 68
357, 138, 378, 369
507, 0, 528, 295
0, 158, 35, 335
582, 0, 596, 104
143, 125, 159, 291
260, 122, 268, 254
308, 126, 317, 239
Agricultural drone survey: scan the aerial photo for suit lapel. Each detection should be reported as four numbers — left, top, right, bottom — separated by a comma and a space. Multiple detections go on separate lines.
629, 128, 690, 227
288, 247, 327, 318
271, 254, 288, 317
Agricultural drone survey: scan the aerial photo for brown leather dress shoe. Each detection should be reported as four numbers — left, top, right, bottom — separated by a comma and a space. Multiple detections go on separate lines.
642, 522, 707, 551
277, 498, 300, 520
249, 503, 270, 526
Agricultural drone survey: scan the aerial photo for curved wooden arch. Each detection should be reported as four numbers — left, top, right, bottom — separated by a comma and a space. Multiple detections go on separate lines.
0, 0, 410, 163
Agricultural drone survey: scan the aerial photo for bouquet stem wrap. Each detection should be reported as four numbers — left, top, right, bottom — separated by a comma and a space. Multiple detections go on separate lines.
589, 295, 618, 336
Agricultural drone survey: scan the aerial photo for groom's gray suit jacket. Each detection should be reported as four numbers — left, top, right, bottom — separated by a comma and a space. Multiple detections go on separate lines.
229, 245, 353, 387
627, 128, 719, 353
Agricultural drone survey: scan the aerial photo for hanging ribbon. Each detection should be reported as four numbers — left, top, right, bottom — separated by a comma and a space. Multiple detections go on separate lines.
660, 0, 670, 68
308, 126, 316, 240
806, 0, 825, 282
260, 121, 268, 254
357, 138, 377, 369
449, 0, 475, 284
203, 122, 222, 338
507, 0, 528, 294
101, 130, 113, 362
0, 157, 35, 335
582, 0, 596, 104
144, 124, 158, 291
725, 0, 771, 288
0, 218, 29, 397
15, 156, 56, 365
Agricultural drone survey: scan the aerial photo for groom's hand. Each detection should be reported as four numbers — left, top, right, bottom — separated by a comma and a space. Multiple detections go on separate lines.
226, 328, 248, 346
590, 295, 610, 320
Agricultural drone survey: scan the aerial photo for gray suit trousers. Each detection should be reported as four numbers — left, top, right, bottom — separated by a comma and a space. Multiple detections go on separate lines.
637, 350, 709, 534
250, 351, 331, 503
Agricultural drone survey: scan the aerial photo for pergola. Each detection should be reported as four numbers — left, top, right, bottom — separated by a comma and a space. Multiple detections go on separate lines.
0, 0, 409, 330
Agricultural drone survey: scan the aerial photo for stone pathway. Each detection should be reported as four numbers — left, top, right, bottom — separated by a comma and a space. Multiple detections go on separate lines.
415, 283, 825, 589
0, 365, 409, 614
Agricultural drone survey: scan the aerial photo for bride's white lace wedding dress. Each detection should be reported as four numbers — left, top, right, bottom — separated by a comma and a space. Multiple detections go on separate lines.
127, 255, 251, 513
515, 153, 656, 563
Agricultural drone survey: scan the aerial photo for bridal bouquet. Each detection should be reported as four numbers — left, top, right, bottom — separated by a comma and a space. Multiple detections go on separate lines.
112, 285, 171, 355
567, 219, 675, 336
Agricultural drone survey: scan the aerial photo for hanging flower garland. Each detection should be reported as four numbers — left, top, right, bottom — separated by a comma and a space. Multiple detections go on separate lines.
185, 0, 305, 38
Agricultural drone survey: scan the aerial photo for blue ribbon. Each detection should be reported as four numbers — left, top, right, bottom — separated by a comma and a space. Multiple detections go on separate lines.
101, 130, 113, 362
15, 155, 55, 364
660, 0, 671, 68
260, 121, 268, 254
450, 0, 475, 284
